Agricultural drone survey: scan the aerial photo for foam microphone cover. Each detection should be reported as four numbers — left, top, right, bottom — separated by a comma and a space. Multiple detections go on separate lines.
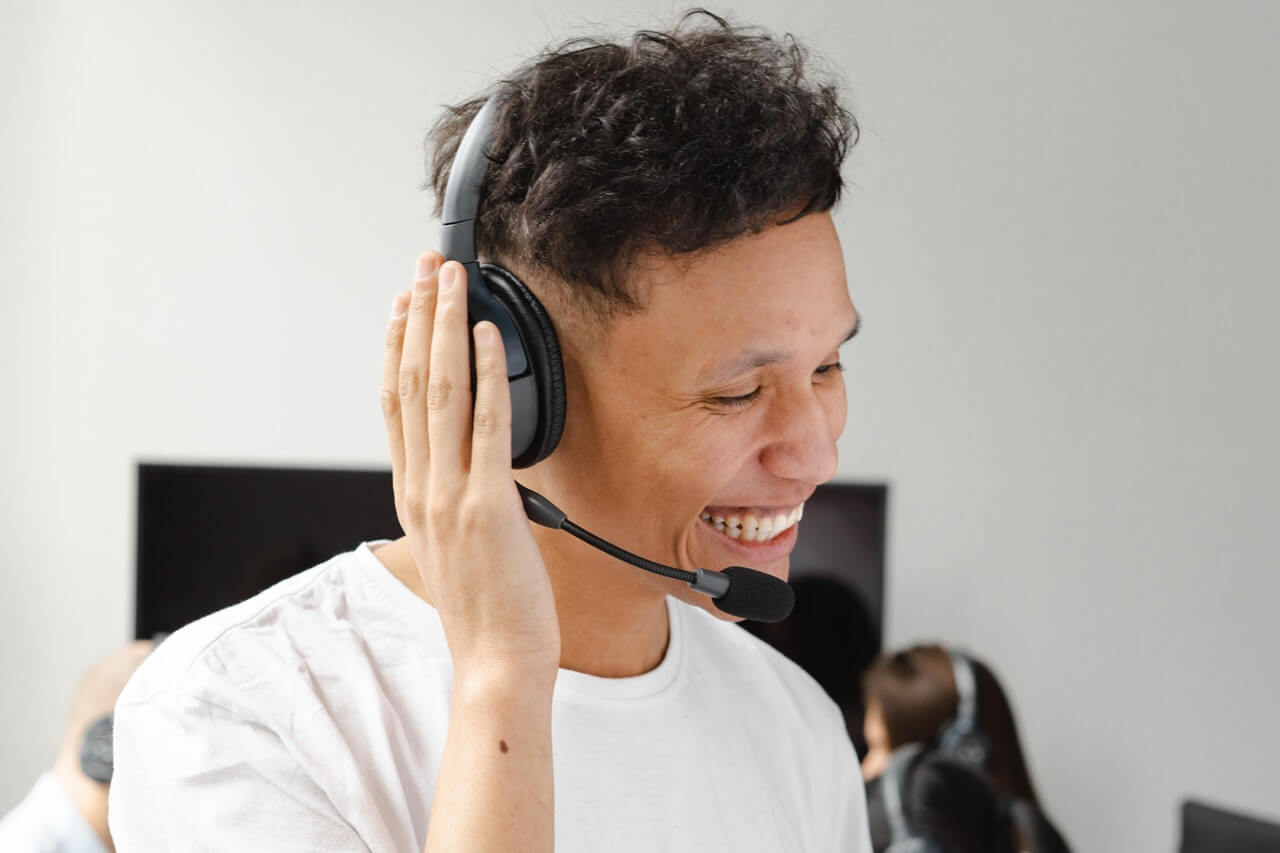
715, 567, 795, 623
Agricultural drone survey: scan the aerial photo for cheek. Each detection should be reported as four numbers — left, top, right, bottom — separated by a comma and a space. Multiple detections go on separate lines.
826, 379, 848, 437
608, 414, 740, 545
665, 423, 763, 558
653, 412, 755, 488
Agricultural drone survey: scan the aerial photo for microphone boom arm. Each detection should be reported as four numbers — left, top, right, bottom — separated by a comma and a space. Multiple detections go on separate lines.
516, 483, 786, 621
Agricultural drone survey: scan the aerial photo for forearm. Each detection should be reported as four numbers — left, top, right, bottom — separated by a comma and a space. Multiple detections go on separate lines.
423, 669, 556, 853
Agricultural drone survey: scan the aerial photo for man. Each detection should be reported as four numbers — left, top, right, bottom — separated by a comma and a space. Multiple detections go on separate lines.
110, 11, 869, 851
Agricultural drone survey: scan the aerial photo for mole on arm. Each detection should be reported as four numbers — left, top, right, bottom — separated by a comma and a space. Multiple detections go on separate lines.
499, 739, 509, 754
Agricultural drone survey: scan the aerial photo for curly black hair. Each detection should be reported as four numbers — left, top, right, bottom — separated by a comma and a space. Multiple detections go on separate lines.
425, 9, 857, 319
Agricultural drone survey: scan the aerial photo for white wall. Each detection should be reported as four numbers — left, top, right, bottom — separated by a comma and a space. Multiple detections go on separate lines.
3, 2, 1277, 850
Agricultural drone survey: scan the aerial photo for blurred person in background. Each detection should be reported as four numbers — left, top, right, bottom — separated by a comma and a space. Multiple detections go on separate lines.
0, 640, 155, 852
866, 743, 1017, 853
861, 644, 1071, 853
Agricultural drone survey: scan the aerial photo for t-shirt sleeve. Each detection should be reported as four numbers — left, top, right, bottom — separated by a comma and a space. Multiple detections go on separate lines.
109, 688, 367, 852
818, 713, 873, 852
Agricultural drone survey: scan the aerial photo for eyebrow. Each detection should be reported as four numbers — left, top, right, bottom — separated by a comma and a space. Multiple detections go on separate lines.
698, 315, 861, 386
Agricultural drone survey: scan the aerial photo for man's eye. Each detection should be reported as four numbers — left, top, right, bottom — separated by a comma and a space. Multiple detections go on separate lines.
711, 387, 762, 408
815, 361, 844, 378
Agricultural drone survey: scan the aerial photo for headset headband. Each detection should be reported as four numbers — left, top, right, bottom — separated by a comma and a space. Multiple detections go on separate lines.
949, 649, 978, 733
438, 96, 529, 378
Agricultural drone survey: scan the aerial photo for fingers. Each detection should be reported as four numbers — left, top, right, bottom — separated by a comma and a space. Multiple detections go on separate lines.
381, 288, 412, 513
469, 321, 513, 479
426, 261, 473, 484
399, 252, 443, 509
387, 254, 514, 524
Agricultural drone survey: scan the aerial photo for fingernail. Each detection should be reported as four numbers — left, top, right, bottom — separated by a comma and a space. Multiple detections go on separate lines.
416, 254, 439, 280
439, 263, 456, 291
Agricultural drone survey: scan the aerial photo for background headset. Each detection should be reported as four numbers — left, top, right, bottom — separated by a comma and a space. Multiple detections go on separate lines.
77, 633, 167, 783
936, 648, 992, 770
438, 95, 566, 469
879, 743, 943, 853
935, 651, 1070, 853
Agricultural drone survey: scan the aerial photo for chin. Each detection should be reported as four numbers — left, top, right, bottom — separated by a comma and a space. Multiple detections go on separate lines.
683, 589, 746, 623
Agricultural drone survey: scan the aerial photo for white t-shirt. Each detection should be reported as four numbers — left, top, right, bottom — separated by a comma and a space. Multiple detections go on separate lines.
109, 542, 870, 852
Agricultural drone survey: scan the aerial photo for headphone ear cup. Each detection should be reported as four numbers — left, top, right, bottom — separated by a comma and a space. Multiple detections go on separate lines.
946, 729, 991, 770
952, 727, 988, 768
478, 264, 566, 468
79, 712, 114, 783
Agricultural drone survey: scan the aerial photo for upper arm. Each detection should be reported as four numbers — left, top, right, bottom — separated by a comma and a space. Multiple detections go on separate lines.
109, 690, 367, 852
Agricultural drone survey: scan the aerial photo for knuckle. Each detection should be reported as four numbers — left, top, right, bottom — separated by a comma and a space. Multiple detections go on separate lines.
477, 349, 505, 380
409, 287, 433, 315
432, 292, 456, 323
385, 322, 404, 349
457, 495, 488, 530
471, 402, 507, 437
402, 486, 427, 520
379, 386, 400, 419
426, 377, 453, 413
426, 499, 454, 528
398, 369, 422, 399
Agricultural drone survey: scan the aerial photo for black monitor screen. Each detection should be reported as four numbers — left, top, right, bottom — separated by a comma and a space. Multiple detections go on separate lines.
135, 463, 403, 638
740, 481, 887, 755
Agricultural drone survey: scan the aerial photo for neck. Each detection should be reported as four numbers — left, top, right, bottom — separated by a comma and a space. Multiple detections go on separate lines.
373, 529, 671, 679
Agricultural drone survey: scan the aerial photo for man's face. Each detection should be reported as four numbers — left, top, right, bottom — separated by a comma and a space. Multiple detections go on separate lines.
545, 211, 858, 621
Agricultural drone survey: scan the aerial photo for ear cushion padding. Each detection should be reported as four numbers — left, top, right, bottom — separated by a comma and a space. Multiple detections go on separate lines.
480, 263, 566, 468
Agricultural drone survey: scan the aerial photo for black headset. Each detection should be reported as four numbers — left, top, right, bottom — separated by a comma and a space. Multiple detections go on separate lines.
936, 648, 991, 770
438, 96, 567, 469
878, 743, 944, 853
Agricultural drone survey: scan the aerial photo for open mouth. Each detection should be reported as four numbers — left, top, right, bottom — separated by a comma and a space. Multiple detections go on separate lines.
698, 504, 804, 544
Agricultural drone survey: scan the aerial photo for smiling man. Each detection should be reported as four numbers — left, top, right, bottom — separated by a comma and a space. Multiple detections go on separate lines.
110, 10, 870, 852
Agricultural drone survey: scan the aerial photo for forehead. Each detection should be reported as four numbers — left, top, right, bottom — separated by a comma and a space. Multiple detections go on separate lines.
607, 213, 854, 376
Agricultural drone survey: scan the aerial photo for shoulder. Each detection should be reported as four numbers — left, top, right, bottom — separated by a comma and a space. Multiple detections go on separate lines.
110, 543, 440, 851
118, 541, 444, 717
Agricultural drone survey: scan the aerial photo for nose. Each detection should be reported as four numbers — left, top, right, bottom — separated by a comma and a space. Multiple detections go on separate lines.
757, 383, 842, 485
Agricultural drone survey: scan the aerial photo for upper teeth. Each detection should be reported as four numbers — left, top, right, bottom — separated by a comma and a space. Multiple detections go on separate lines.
698, 504, 804, 543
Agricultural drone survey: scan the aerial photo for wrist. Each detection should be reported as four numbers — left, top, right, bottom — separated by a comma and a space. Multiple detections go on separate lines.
453, 660, 558, 702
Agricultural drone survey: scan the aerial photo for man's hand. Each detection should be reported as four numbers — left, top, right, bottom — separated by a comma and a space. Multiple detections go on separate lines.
383, 252, 559, 853
381, 252, 561, 681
